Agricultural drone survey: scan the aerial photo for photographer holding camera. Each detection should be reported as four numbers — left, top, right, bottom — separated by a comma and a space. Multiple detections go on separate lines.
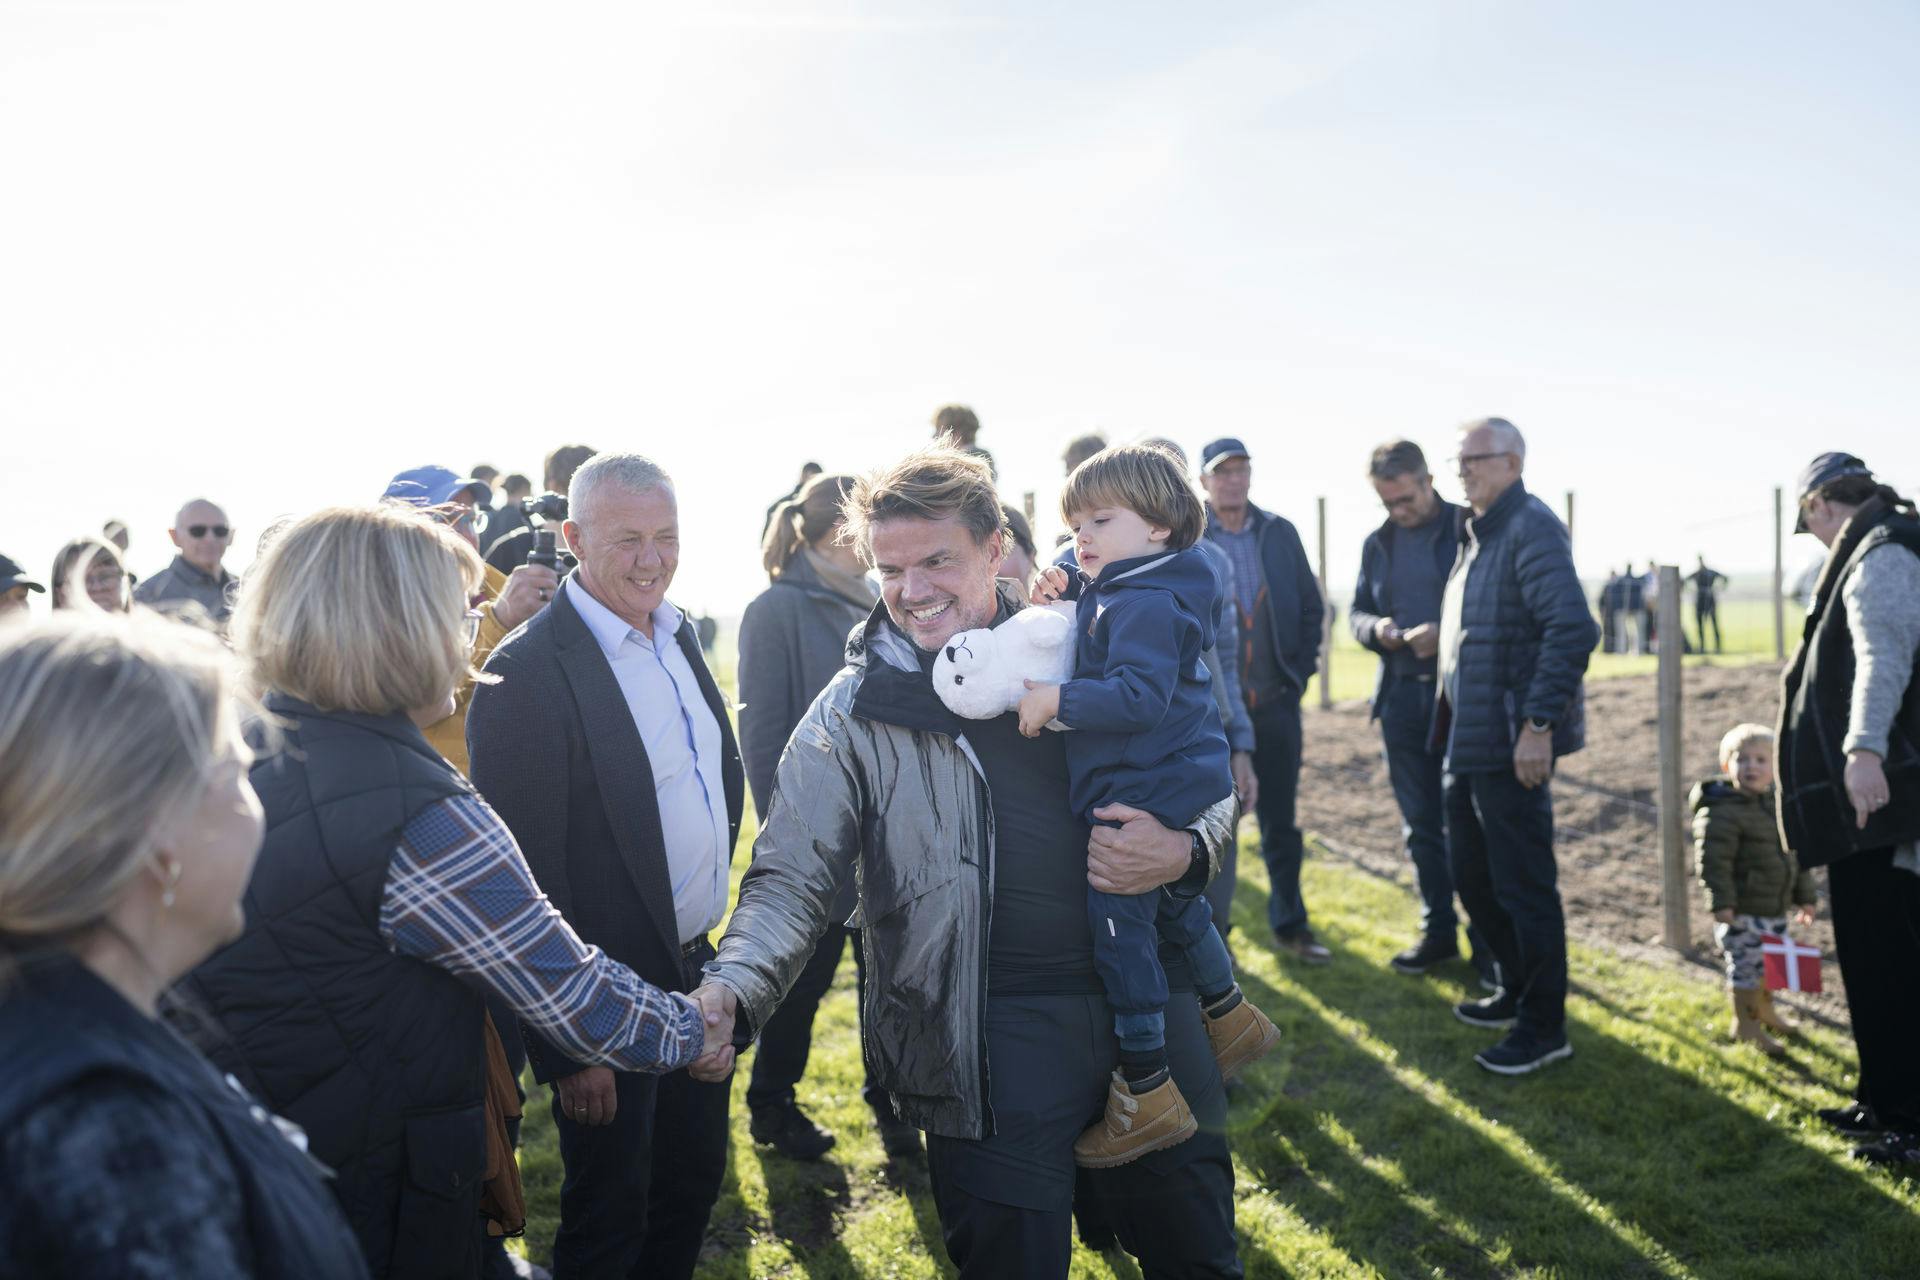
485, 444, 597, 576
382, 466, 560, 776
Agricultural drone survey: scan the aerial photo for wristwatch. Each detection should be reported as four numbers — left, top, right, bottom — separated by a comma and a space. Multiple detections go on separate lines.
1526, 717, 1554, 734
1165, 829, 1209, 899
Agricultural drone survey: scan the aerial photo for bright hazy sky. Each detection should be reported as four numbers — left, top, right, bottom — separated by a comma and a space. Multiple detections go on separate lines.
3, 0, 1914, 616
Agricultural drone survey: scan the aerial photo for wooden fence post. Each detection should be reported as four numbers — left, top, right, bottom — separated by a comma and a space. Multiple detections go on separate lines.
1773, 485, 1786, 661
1564, 490, 1575, 551
1657, 564, 1689, 950
1022, 490, 1036, 530
1317, 496, 1332, 710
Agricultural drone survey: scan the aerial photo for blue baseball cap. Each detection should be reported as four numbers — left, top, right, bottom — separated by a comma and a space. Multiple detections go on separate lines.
382, 465, 492, 509
0, 552, 45, 595
1794, 452, 1872, 533
1199, 437, 1251, 474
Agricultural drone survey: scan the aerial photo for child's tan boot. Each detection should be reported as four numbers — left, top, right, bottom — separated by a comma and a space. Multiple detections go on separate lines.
1755, 988, 1797, 1036
1731, 990, 1785, 1056
1203, 988, 1279, 1081
1073, 1071, 1198, 1169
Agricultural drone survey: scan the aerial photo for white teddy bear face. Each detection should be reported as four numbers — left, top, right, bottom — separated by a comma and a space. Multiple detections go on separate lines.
929, 602, 1078, 722
932, 628, 1007, 720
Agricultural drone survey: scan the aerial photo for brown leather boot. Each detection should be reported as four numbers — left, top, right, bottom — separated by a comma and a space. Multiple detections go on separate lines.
1755, 988, 1797, 1036
1730, 990, 1785, 1057
1204, 990, 1279, 1081
1073, 1070, 1198, 1169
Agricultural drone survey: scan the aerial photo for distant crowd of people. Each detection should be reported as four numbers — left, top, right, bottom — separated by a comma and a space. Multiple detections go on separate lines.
1595, 557, 1730, 655
1, 404, 1916, 1280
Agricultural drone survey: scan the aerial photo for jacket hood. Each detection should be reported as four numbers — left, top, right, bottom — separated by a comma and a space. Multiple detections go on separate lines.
1690, 777, 1771, 812
1086, 548, 1218, 647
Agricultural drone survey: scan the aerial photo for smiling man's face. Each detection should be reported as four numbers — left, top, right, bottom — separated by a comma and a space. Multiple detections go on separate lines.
868, 515, 1003, 653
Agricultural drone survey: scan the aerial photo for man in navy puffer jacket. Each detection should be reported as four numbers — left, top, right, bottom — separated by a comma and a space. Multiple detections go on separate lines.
1435, 417, 1598, 1076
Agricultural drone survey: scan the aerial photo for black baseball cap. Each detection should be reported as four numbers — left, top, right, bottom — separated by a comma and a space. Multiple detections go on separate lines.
1199, 437, 1252, 474
1, 553, 46, 595
1794, 452, 1872, 533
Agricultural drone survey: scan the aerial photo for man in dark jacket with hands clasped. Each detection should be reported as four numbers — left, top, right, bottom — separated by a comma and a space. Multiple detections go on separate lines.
1435, 418, 1598, 1076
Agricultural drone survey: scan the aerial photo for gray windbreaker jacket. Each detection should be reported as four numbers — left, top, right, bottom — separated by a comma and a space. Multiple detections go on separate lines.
704, 585, 1235, 1140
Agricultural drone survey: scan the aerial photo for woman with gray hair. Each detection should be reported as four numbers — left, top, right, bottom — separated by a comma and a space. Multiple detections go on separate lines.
177, 503, 727, 1279
0, 613, 369, 1279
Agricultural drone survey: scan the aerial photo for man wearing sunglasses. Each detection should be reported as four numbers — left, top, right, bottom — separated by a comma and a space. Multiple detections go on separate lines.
134, 498, 239, 629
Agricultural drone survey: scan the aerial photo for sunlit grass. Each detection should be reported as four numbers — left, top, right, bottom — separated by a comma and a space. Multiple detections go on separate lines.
511, 813, 1918, 1279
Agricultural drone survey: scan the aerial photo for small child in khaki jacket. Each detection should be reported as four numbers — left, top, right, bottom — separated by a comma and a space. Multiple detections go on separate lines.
1692, 723, 1818, 1055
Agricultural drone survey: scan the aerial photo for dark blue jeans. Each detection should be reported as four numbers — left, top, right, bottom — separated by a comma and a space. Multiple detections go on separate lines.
1089, 885, 1233, 1052
1250, 698, 1308, 936
1444, 768, 1568, 1038
1380, 679, 1491, 978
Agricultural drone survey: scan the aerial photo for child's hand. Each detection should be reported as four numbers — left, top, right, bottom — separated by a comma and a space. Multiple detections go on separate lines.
1017, 680, 1060, 738
1030, 566, 1070, 606
1792, 905, 1816, 928
1712, 908, 1735, 925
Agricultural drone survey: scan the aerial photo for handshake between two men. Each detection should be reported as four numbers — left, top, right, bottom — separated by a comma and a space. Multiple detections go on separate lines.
550, 983, 742, 1126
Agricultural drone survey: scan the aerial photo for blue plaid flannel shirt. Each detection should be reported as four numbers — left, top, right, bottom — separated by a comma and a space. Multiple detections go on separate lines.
378, 793, 705, 1074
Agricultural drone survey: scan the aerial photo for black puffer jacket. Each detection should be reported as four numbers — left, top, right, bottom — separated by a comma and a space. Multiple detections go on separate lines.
1436, 480, 1598, 772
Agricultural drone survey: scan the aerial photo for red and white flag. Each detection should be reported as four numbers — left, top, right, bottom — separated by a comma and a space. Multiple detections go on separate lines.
1761, 932, 1823, 994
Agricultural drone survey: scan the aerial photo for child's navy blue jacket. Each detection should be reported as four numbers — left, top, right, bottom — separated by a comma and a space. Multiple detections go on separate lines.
1057, 547, 1233, 828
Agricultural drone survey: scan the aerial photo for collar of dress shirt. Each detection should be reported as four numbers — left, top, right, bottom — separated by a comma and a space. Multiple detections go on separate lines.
565, 574, 683, 660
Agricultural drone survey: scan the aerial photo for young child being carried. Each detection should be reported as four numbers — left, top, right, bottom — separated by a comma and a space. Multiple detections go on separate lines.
1692, 723, 1818, 1056
1018, 442, 1279, 1168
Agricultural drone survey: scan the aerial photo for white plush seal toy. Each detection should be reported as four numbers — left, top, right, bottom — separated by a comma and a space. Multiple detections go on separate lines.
930, 601, 1078, 721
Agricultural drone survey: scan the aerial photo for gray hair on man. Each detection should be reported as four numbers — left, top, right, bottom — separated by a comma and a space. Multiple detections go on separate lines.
1368, 439, 1430, 481
568, 453, 674, 528
1462, 416, 1527, 461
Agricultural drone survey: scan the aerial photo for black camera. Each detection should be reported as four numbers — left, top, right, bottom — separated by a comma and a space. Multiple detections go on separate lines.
519, 492, 568, 522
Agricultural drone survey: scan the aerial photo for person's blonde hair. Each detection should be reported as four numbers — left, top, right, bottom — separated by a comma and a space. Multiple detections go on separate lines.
0, 613, 250, 963
230, 504, 485, 715
840, 446, 1006, 566
1719, 723, 1775, 768
763, 474, 856, 579
1059, 441, 1206, 551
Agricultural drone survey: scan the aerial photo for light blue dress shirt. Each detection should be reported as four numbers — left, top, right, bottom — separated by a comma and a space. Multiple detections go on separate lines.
566, 575, 730, 945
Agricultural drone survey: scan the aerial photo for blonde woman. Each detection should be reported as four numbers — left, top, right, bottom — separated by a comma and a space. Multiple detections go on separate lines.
177, 504, 725, 1280
0, 614, 369, 1279
49, 535, 131, 612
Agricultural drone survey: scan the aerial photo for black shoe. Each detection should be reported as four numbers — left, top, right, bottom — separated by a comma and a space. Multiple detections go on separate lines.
1475, 1029, 1573, 1076
750, 1100, 837, 1161
1453, 990, 1519, 1029
1819, 1102, 1883, 1138
874, 1107, 922, 1159
1852, 1130, 1920, 1170
1389, 935, 1460, 975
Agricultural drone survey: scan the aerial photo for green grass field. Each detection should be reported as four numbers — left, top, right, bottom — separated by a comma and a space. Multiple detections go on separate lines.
509, 811, 1918, 1279
1312, 598, 1802, 705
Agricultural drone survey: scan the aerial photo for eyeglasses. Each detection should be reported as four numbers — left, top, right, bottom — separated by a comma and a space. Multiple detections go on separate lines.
1450, 452, 1512, 471
462, 609, 483, 650
186, 524, 231, 539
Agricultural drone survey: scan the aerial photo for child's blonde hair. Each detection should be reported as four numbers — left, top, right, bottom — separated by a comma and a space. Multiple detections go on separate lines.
1059, 442, 1205, 550
1719, 723, 1774, 767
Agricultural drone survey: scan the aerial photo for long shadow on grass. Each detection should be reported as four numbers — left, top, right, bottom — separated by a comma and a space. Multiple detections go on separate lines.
757, 1150, 861, 1279
1270, 940, 1920, 1278
1234, 962, 1666, 1278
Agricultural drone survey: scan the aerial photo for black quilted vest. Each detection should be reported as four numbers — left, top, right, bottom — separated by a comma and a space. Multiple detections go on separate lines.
1778, 506, 1920, 867
179, 696, 485, 1280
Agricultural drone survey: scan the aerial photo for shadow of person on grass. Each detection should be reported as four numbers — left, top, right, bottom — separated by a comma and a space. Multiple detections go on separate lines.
1244, 932, 1920, 1279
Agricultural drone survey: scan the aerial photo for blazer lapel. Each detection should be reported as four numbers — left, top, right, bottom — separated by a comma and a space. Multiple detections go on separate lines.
550, 592, 683, 965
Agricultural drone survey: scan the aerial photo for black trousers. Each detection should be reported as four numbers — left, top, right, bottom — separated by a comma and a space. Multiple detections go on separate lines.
1828, 848, 1920, 1132
746, 924, 888, 1115
548, 939, 731, 1280
925, 992, 1241, 1279
1250, 698, 1308, 937
1445, 768, 1568, 1038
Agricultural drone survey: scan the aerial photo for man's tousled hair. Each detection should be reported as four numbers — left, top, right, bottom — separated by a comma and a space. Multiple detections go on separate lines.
840, 446, 1005, 565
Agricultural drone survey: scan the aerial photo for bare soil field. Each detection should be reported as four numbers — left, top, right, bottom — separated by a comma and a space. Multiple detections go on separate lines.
1298, 661, 1853, 1028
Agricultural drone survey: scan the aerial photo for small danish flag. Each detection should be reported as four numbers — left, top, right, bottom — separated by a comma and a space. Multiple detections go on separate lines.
1760, 933, 1823, 994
